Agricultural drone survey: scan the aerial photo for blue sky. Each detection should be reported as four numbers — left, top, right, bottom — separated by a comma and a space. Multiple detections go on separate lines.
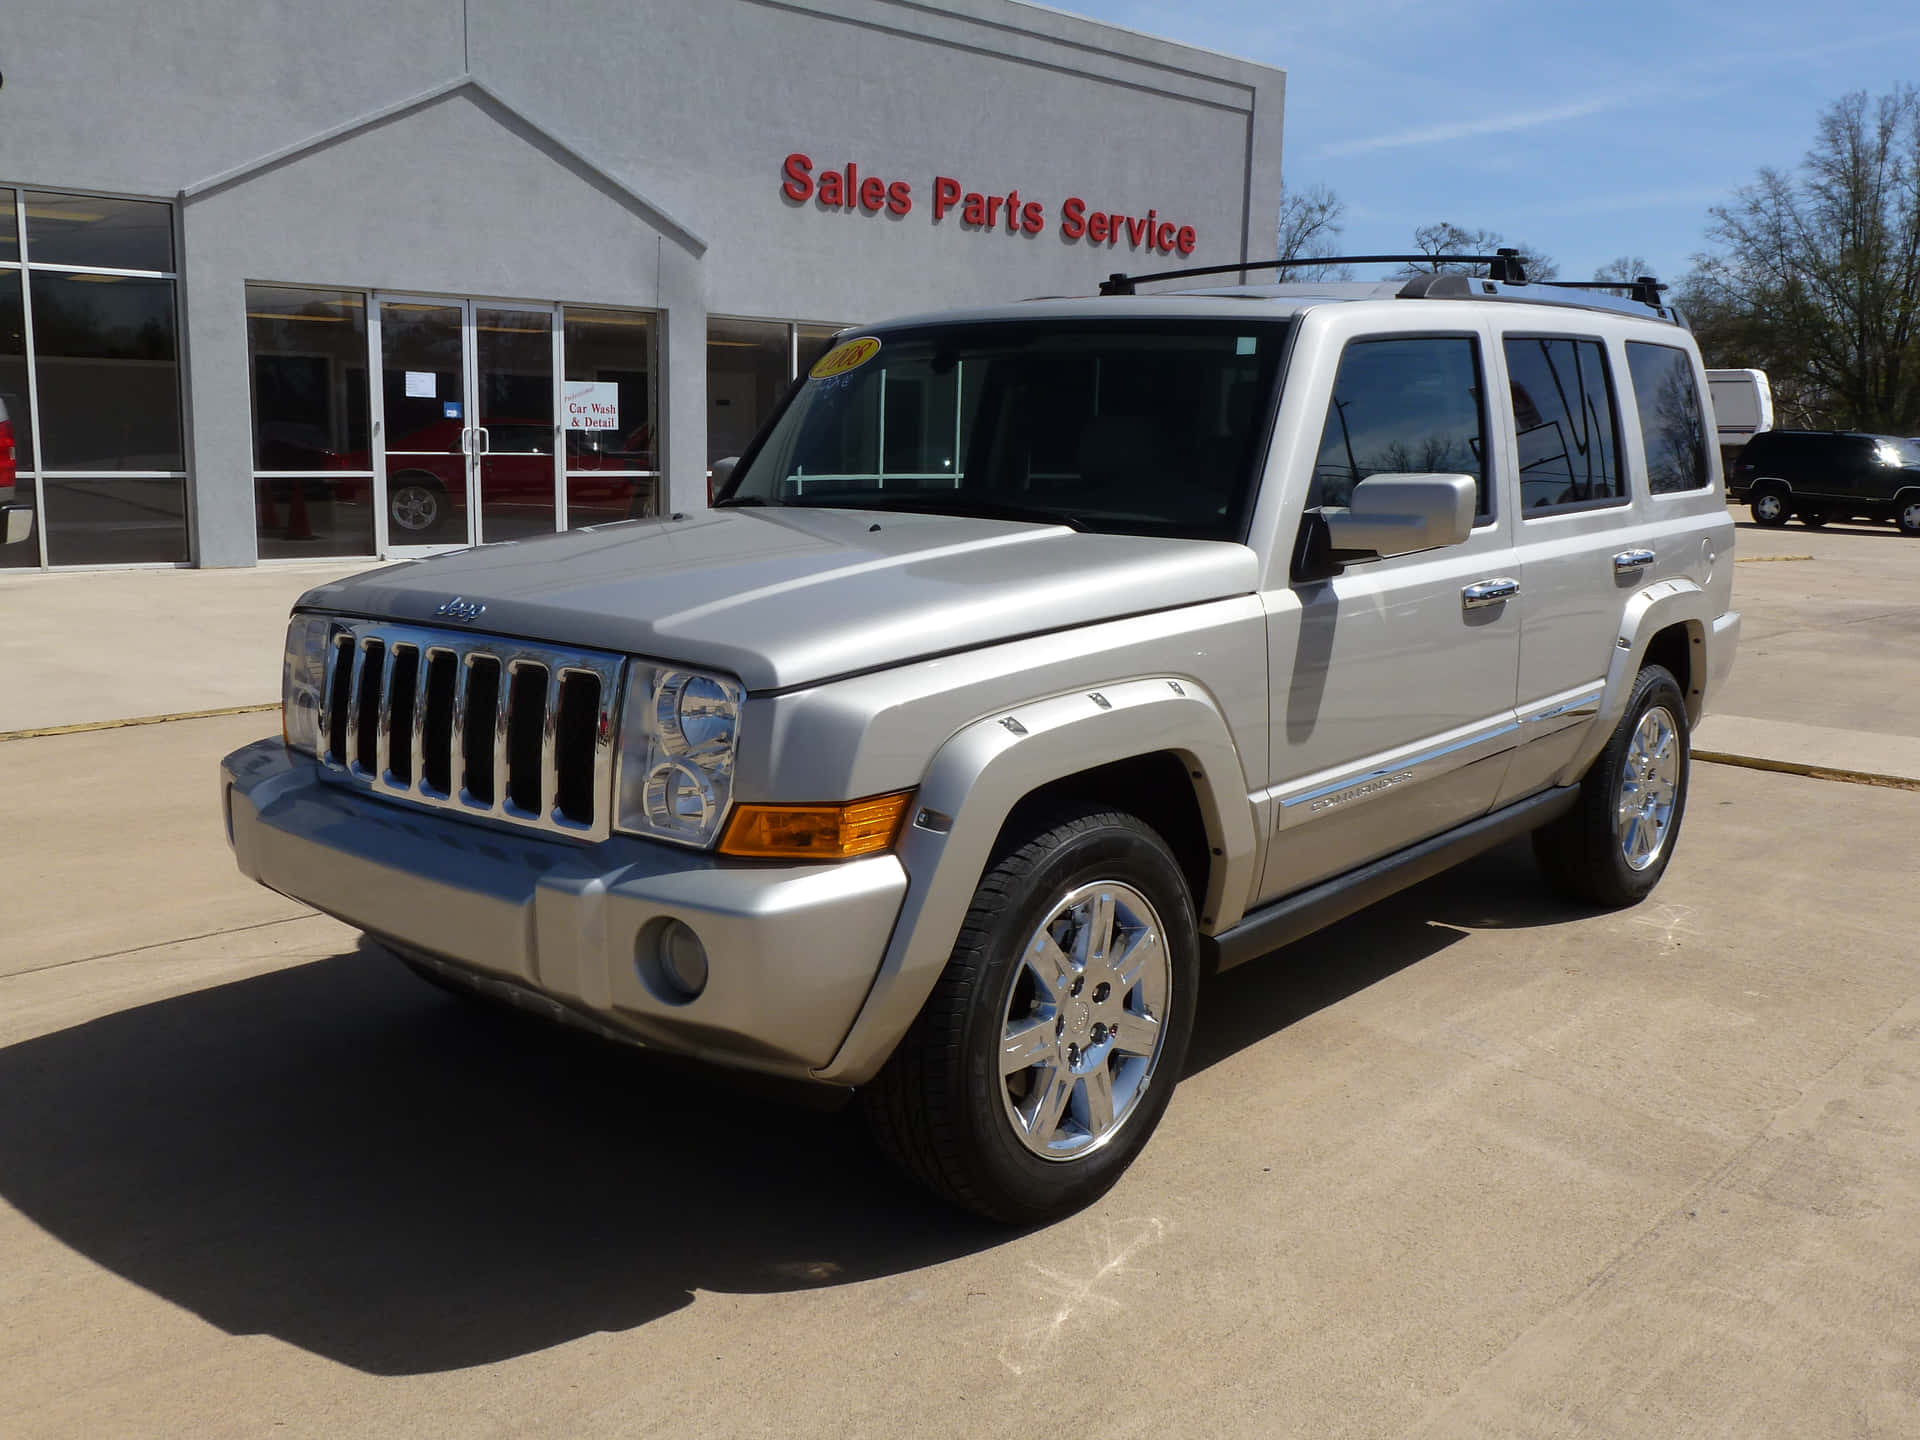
1047, 0, 1920, 283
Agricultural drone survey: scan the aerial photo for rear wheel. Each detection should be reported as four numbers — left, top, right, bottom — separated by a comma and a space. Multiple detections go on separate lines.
1900, 498, 1920, 537
865, 806, 1198, 1224
1534, 664, 1690, 907
1750, 491, 1789, 527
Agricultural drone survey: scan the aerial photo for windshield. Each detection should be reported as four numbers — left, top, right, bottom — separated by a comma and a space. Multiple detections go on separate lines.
718, 318, 1290, 541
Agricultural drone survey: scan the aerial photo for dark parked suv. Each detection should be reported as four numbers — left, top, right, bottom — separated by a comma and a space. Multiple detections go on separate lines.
1728, 430, 1920, 535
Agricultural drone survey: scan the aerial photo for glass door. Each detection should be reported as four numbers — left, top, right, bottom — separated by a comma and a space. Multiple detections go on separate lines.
373, 296, 561, 553
474, 305, 557, 541
376, 296, 472, 550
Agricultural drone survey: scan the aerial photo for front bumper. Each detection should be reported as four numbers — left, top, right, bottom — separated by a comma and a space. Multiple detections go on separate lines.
222, 739, 909, 1081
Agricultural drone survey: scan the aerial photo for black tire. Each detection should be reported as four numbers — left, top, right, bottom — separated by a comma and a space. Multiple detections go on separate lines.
864, 806, 1199, 1224
1749, 490, 1790, 527
1899, 497, 1920, 537
1533, 664, 1691, 908
1798, 507, 1827, 528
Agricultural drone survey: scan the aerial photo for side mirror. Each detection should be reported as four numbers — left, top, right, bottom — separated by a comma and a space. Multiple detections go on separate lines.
3, 503, 33, 546
707, 457, 739, 504
1322, 473, 1475, 559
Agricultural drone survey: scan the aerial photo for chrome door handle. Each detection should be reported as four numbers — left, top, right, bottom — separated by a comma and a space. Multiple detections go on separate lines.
1613, 548, 1656, 573
1462, 577, 1519, 610
476, 426, 492, 455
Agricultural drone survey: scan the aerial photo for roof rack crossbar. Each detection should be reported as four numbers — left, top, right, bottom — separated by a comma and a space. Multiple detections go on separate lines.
1534, 275, 1669, 307
1098, 249, 1530, 295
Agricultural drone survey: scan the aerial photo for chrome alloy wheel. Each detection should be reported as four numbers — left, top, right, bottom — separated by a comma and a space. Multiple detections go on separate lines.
998, 880, 1171, 1161
1617, 705, 1681, 872
1753, 493, 1785, 522
1902, 500, 1920, 533
390, 483, 441, 533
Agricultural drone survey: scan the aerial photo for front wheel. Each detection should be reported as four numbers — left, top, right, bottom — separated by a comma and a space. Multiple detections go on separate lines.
865, 806, 1198, 1224
1533, 664, 1690, 907
1899, 498, 1920, 537
1750, 491, 1790, 527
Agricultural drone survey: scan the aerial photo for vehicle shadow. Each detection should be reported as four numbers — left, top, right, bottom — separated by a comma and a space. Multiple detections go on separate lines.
0, 841, 1591, 1375
1731, 518, 1905, 539
1187, 837, 1592, 1074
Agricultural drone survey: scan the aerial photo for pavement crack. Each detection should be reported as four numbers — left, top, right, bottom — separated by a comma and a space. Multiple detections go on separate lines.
2, 913, 322, 979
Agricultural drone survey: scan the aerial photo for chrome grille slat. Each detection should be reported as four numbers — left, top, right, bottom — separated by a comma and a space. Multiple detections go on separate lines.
373, 643, 398, 782
410, 647, 433, 795
344, 639, 372, 776
492, 660, 514, 818
540, 667, 563, 823
316, 619, 624, 842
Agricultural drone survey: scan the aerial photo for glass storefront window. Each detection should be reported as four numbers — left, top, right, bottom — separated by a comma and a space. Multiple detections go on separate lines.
2, 265, 31, 469
706, 317, 790, 467
564, 306, 658, 528
29, 271, 184, 471
1, 187, 17, 263
41, 476, 188, 565
247, 287, 370, 468
23, 191, 174, 272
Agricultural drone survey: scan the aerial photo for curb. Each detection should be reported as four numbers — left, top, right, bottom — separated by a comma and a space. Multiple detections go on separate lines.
1694, 749, 1920, 793
0, 703, 279, 744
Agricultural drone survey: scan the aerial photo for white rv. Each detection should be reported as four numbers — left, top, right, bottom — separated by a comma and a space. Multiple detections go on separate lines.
1707, 368, 1774, 471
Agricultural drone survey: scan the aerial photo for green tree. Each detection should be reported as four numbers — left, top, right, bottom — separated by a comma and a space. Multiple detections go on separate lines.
1687, 87, 1920, 432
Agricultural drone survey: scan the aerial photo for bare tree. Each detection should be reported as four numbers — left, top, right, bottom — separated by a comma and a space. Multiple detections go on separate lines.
1399, 222, 1559, 282
1276, 183, 1352, 281
1594, 255, 1654, 282
1688, 87, 1920, 432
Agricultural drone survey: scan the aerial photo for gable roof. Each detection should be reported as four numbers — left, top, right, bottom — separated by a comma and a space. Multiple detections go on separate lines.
178, 75, 706, 255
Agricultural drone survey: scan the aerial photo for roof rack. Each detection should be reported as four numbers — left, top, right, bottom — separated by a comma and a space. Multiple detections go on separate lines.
1099, 249, 1533, 295
1099, 251, 1684, 326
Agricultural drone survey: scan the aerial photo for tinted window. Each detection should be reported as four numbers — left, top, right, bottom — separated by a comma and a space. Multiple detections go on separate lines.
726, 320, 1288, 541
29, 271, 183, 470
1627, 343, 1710, 493
247, 286, 370, 470
24, 191, 175, 271
1309, 336, 1490, 518
1505, 337, 1623, 511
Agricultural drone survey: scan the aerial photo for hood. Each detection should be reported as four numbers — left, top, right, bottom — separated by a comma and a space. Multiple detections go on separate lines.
297, 508, 1257, 692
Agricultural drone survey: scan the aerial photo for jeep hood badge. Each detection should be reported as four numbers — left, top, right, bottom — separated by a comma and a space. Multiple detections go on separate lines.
433, 596, 486, 622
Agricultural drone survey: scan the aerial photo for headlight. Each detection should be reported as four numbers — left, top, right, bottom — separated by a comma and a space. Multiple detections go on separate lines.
614, 665, 745, 847
281, 613, 331, 756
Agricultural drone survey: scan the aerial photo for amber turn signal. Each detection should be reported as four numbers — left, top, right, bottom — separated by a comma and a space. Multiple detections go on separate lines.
718, 791, 915, 860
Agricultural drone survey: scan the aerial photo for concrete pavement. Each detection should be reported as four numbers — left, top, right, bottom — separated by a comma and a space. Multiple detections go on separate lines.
1, 715, 1916, 1437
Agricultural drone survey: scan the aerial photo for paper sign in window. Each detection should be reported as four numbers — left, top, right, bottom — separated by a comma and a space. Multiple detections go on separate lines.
404, 370, 437, 398
564, 380, 619, 430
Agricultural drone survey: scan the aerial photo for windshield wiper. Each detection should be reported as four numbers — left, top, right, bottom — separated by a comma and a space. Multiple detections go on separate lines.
851, 496, 1089, 532
713, 495, 773, 508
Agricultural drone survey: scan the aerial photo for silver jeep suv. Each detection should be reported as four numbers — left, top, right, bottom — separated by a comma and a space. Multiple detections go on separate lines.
223, 269, 1739, 1222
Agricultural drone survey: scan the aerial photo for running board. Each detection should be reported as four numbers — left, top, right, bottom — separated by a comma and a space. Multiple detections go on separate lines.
1205, 785, 1580, 973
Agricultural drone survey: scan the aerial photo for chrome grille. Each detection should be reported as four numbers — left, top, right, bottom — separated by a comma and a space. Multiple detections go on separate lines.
318, 620, 625, 840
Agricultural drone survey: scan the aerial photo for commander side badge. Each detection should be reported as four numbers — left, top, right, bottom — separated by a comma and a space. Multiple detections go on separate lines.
434, 596, 486, 622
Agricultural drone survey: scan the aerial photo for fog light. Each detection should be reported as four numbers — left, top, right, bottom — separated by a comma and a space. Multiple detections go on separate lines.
639, 918, 709, 1004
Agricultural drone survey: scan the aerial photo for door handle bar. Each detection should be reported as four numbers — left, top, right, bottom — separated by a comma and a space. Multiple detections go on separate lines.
1612, 548, 1656, 572
1462, 577, 1519, 610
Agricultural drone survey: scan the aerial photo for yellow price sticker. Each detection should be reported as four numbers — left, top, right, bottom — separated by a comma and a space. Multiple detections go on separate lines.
810, 336, 882, 379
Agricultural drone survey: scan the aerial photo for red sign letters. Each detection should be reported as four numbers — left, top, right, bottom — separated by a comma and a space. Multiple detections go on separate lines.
780, 153, 1198, 256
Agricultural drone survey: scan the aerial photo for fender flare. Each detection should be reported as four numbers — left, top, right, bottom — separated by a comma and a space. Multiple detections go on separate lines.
813, 675, 1256, 1085
1556, 578, 1713, 787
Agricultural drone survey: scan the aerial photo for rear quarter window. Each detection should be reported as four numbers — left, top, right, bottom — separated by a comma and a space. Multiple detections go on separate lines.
1626, 343, 1710, 494
1504, 336, 1624, 512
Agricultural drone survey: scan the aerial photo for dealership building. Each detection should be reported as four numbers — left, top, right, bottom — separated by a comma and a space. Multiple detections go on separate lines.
0, 0, 1283, 570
